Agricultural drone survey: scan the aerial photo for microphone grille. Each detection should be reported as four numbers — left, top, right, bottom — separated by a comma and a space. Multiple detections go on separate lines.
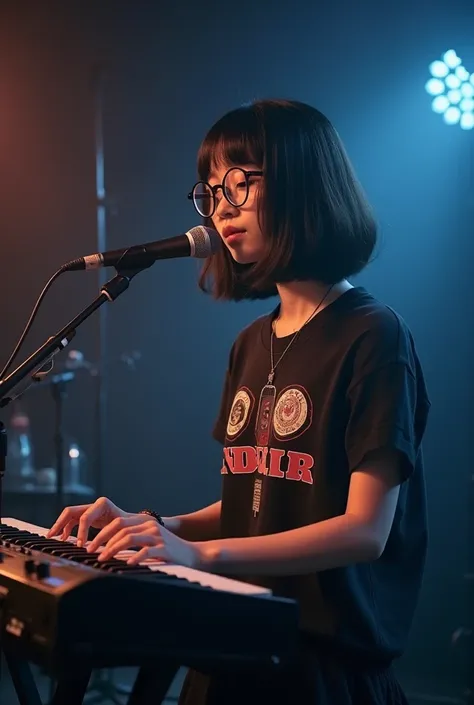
186, 226, 221, 258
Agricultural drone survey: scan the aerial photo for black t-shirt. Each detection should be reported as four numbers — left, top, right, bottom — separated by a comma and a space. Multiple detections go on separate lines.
213, 287, 430, 664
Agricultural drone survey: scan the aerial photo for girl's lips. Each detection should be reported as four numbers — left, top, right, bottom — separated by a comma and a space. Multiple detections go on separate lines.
223, 227, 246, 239
225, 232, 245, 244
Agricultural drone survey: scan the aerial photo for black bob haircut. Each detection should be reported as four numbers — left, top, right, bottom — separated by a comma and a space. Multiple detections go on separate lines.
196, 99, 377, 301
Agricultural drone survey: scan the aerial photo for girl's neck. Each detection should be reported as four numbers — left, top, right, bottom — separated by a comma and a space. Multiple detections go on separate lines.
274, 279, 353, 336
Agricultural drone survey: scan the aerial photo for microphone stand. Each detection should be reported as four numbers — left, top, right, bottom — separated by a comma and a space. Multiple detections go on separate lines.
0, 264, 152, 519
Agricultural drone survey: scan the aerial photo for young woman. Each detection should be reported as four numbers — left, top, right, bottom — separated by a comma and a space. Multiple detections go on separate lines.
48, 99, 430, 704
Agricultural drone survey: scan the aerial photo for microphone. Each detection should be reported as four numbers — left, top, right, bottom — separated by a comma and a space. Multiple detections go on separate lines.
61, 226, 220, 272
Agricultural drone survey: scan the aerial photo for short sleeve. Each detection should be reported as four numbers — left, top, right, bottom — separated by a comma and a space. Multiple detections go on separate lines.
345, 363, 420, 480
344, 310, 430, 480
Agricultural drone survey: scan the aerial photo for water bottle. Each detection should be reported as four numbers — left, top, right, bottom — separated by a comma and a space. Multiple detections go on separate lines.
64, 438, 91, 494
37, 437, 93, 496
66, 440, 83, 490
5, 403, 36, 491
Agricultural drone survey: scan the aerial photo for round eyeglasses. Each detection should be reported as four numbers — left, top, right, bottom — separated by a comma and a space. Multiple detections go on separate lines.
188, 167, 263, 218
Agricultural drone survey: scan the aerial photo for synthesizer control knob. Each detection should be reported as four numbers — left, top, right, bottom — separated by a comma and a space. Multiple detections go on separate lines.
36, 562, 51, 580
24, 559, 36, 576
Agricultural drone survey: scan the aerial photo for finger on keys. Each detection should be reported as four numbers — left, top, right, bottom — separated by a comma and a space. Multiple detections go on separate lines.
127, 545, 165, 565
98, 534, 157, 561
47, 511, 67, 537
77, 504, 102, 547
126, 547, 149, 565
87, 516, 142, 553
60, 520, 77, 542
47, 506, 81, 538
96, 527, 149, 559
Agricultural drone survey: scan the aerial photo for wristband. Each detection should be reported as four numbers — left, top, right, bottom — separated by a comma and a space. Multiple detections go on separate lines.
138, 509, 165, 527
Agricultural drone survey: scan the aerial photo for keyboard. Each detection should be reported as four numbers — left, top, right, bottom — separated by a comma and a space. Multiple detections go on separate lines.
0, 518, 299, 673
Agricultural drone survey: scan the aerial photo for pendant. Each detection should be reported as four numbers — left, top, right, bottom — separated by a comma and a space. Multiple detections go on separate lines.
255, 377, 277, 447
252, 373, 277, 516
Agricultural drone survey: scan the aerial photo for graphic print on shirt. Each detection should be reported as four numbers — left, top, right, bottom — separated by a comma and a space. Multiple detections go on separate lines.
221, 384, 314, 485
223, 384, 314, 484
221, 445, 315, 484
273, 385, 312, 441
226, 387, 254, 439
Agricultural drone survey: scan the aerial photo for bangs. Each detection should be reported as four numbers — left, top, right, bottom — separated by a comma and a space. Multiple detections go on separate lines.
197, 105, 264, 180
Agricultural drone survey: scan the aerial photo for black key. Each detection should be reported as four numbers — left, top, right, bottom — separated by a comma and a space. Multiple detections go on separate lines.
0, 526, 21, 536
93, 562, 153, 574
52, 550, 90, 561
22, 539, 52, 549
4, 532, 41, 544
40, 542, 75, 553
26, 540, 66, 551
48, 546, 88, 557
77, 554, 106, 565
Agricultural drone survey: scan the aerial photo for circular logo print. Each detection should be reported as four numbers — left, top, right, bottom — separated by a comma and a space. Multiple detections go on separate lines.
273, 386, 312, 439
226, 388, 253, 439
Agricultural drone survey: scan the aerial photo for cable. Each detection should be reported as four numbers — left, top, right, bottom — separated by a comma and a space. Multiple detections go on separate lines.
0, 266, 68, 379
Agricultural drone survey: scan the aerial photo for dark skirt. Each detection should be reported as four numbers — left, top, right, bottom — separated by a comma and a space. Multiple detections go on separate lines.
177, 647, 408, 705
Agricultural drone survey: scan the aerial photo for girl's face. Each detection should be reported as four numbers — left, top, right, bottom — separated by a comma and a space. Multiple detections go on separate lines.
209, 163, 266, 265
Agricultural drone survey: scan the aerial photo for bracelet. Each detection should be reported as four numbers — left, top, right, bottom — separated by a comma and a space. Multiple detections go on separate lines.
138, 509, 165, 527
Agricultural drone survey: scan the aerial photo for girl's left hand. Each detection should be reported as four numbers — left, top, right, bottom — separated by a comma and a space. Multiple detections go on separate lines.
92, 519, 210, 569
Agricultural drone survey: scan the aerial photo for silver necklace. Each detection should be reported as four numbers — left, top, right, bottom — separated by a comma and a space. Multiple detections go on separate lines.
252, 284, 334, 516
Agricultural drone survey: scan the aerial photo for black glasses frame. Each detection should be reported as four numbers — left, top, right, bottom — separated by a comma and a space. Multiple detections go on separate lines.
188, 167, 263, 218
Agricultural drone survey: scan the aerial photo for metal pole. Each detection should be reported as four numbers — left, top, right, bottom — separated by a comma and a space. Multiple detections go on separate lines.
91, 63, 107, 499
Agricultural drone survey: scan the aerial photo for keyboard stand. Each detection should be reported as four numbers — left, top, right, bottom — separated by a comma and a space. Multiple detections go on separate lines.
2, 647, 180, 705
127, 663, 180, 704
2, 649, 43, 705
49, 669, 92, 705
2, 648, 91, 705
